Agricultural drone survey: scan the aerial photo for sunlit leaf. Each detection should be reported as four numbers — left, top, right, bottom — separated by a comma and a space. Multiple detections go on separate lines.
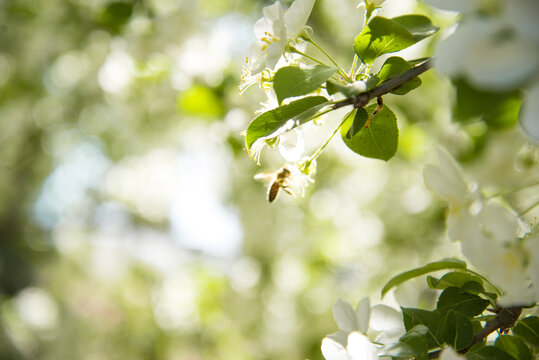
381, 258, 466, 297
427, 272, 484, 290
376, 56, 422, 95
354, 17, 416, 65
244, 96, 328, 150
273, 65, 336, 104
391, 15, 439, 41
340, 103, 398, 161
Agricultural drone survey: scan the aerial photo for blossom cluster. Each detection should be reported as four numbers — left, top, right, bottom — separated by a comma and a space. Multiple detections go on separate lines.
426, 0, 539, 140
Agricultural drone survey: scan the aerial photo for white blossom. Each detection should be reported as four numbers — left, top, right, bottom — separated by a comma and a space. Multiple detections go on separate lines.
327, 298, 404, 348
322, 332, 378, 360
247, 0, 315, 75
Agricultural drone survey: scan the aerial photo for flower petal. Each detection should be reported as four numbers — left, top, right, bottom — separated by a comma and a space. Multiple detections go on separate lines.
284, 0, 316, 37
423, 148, 469, 204
333, 298, 359, 332
520, 82, 539, 141
322, 337, 352, 360
356, 297, 371, 334
346, 332, 378, 360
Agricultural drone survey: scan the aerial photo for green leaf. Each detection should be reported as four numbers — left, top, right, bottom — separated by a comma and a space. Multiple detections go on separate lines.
376, 56, 422, 95
453, 79, 522, 129
340, 103, 398, 161
513, 316, 539, 349
427, 272, 484, 290
495, 335, 533, 360
344, 108, 368, 139
353, 15, 437, 65
442, 310, 474, 350
400, 325, 430, 360
244, 96, 328, 150
381, 258, 467, 298
354, 17, 417, 64
436, 287, 490, 317
467, 346, 517, 360
402, 308, 443, 349
273, 66, 336, 105
391, 15, 439, 41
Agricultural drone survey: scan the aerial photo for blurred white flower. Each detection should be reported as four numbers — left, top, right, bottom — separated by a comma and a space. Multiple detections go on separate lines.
430, 0, 539, 91
520, 82, 539, 141
424, 147, 537, 306
422, 0, 480, 12
322, 331, 378, 360
248, 0, 315, 75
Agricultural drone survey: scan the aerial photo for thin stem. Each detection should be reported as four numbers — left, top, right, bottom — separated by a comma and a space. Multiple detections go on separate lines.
349, 54, 359, 79
289, 46, 327, 66
306, 38, 352, 82
490, 179, 539, 197
308, 114, 349, 162
519, 198, 539, 217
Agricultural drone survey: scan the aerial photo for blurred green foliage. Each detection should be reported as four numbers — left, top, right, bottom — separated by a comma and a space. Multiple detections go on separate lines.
0, 0, 537, 360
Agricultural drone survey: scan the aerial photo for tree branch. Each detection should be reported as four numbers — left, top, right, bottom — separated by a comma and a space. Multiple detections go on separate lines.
332, 59, 433, 110
427, 306, 523, 359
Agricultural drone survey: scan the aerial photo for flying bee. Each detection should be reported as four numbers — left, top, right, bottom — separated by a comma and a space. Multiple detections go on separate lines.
254, 166, 294, 203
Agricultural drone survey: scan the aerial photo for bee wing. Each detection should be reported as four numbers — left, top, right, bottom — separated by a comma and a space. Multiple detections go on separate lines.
254, 172, 275, 183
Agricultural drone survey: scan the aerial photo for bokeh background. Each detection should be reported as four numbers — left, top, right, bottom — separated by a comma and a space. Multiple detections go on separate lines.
1, 0, 537, 359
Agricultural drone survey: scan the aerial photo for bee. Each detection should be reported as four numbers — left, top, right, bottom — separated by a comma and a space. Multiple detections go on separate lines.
254, 166, 294, 203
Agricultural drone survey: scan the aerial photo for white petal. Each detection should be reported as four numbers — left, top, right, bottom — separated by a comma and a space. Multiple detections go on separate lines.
520, 82, 539, 141
464, 34, 539, 90
356, 297, 371, 334
422, 0, 480, 12
327, 331, 350, 347
262, 1, 285, 22
423, 148, 469, 204
346, 332, 378, 360
502, 0, 539, 44
525, 235, 539, 302
434, 20, 491, 77
440, 347, 466, 360
284, 0, 316, 37
278, 129, 304, 162
322, 337, 352, 360
370, 305, 403, 332
333, 298, 359, 332
478, 202, 518, 245
447, 207, 481, 243
254, 17, 273, 39
264, 41, 287, 71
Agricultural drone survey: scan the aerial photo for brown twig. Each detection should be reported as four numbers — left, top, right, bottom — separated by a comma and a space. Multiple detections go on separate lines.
332, 59, 433, 110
